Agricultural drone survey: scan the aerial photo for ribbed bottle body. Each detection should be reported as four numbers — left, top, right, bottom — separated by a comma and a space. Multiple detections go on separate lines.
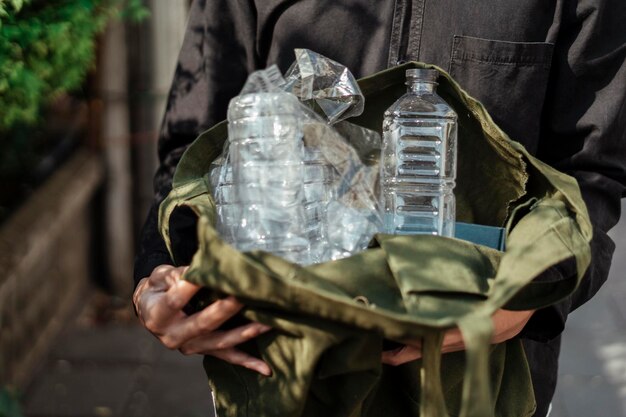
380, 69, 457, 236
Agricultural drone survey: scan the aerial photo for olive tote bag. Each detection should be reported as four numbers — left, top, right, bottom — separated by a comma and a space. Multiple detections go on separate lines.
158, 62, 592, 417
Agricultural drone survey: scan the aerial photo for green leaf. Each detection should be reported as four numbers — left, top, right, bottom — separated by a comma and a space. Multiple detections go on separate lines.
9, 0, 23, 13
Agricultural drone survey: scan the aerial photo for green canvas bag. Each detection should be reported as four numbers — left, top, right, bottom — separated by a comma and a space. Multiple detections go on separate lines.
158, 62, 592, 417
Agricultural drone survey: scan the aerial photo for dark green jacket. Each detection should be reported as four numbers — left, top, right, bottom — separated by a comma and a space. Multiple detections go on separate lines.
159, 63, 592, 417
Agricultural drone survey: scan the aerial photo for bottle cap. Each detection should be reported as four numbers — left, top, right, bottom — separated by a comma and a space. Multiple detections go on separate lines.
405, 68, 438, 82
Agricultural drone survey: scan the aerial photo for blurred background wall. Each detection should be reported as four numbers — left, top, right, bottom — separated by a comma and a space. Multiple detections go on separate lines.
0, 0, 191, 396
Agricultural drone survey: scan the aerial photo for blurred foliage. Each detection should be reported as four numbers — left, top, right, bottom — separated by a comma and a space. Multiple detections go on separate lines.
0, 387, 23, 417
0, 0, 147, 223
0, 0, 148, 132
0, 96, 86, 223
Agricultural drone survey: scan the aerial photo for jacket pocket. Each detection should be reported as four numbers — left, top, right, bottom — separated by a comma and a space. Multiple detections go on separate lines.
449, 35, 554, 151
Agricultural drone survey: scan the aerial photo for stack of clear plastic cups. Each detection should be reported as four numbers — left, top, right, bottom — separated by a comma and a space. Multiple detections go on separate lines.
225, 92, 317, 265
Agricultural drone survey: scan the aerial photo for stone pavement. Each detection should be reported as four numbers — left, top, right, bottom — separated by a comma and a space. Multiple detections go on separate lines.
20, 200, 626, 417
21, 296, 215, 417
551, 199, 626, 417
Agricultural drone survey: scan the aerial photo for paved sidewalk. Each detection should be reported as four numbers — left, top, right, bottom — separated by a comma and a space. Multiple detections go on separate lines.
20, 201, 626, 417
551, 199, 626, 417
21, 296, 215, 417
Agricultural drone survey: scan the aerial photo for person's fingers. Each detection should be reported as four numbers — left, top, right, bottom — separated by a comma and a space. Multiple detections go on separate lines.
163, 278, 202, 312
146, 265, 179, 291
141, 280, 201, 333
210, 348, 273, 376
162, 265, 190, 288
134, 278, 170, 328
179, 322, 272, 355
136, 267, 198, 333
136, 266, 186, 299
381, 345, 422, 366
168, 296, 244, 344
132, 278, 150, 313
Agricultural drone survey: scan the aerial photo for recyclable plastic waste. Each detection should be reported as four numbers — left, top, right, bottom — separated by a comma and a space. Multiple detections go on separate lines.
209, 49, 380, 265
380, 68, 458, 236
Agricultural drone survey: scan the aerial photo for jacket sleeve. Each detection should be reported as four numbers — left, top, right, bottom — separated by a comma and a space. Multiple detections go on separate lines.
133, 0, 258, 287
522, 0, 626, 341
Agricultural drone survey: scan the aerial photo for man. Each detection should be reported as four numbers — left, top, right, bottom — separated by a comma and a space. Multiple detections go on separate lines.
133, 1, 626, 416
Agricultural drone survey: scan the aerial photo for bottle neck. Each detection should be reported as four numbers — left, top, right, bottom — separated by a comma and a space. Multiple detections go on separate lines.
407, 80, 436, 94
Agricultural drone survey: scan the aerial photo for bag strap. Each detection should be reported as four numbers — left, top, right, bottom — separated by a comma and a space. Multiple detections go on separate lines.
457, 313, 494, 417
420, 331, 448, 417
158, 177, 215, 264
418, 314, 494, 417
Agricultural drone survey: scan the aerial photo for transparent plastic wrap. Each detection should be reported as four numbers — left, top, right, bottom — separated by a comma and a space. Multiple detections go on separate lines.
283, 48, 364, 124
209, 49, 381, 265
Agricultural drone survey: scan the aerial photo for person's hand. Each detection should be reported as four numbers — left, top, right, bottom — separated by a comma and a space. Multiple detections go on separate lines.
381, 309, 535, 366
133, 265, 272, 375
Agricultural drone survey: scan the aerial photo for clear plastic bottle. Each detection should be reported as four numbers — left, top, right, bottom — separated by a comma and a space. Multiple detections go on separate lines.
226, 91, 316, 264
380, 68, 457, 236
